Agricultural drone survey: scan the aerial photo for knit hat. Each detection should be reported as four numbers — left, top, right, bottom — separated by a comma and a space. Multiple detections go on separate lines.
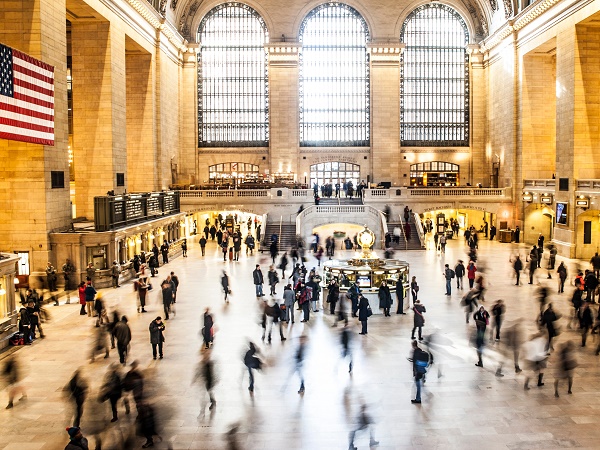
66, 427, 80, 438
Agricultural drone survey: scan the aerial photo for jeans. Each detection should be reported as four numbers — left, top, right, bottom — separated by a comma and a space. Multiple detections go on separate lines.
415, 377, 422, 401
457, 276, 463, 289
152, 342, 163, 358
255, 284, 263, 297
285, 303, 294, 322
445, 279, 451, 294
163, 303, 170, 320
302, 302, 310, 321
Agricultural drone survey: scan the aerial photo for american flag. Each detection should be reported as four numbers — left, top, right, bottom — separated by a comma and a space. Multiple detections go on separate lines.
0, 43, 55, 146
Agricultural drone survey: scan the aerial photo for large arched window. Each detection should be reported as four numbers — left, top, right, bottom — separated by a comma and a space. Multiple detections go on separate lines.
197, 3, 268, 147
299, 4, 370, 147
401, 4, 469, 147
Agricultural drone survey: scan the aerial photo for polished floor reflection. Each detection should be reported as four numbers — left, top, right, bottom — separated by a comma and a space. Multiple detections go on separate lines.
1, 234, 600, 450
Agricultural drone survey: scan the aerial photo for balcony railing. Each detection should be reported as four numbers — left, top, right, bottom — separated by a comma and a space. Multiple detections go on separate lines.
523, 179, 556, 190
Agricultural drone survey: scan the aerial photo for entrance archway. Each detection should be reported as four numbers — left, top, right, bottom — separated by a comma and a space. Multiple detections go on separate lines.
523, 203, 553, 244
310, 162, 360, 188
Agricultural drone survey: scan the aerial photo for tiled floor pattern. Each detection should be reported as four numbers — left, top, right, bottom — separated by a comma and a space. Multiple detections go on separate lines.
1, 233, 600, 449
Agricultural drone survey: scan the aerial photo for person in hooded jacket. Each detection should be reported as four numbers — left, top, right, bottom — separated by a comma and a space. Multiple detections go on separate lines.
64, 427, 89, 450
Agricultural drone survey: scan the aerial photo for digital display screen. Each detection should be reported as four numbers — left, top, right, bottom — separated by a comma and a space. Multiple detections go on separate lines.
556, 202, 568, 225
356, 276, 371, 288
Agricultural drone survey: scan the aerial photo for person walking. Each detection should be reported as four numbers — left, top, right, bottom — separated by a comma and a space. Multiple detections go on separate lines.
411, 300, 426, 340
467, 261, 477, 289
557, 262, 568, 293
411, 340, 431, 404
528, 247, 538, 284
199, 236, 207, 256
4, 356, 26, 409
221, 271, 230, 303
149, 317, 165, 360
397, 278, 406, 314
202, 308, 214, 349
78, 282, 87, 315
579, 302, 593, 347
161, 279, 174, 320
196, 351, 217, 411
298, 281, 312, 323
253, 265, 265, 297
474, 305, 490, 368
455, 260, 465, 290
443, 264, 454, 296
340, 323, 353, 373
554, 341, 577, 397
279, 252, 288, 279
243, 342, 261, 393
348, 403, 379, 450
541, 303, 559, 352
513, 255, 523, 286
268, 265, 279, 296
283, 284, 295, 323
410, 276, 419, 304
439, 234, 447, 253
99, 364, 123, 422
491, 299, 505, 341
358, 294, 371, 335
112, 316, 132, 365
66, 369, 87, 427
348, 282, 360, 318
327, 278, 339, 316
294, 335, 308, 394
137, 270, 149, 313
378, 280, 392, 317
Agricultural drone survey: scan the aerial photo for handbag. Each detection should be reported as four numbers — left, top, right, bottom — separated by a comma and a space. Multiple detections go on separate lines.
366, 303, 373, 317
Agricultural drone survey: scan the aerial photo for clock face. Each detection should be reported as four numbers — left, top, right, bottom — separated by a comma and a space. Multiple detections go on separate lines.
359, 230, 374, 247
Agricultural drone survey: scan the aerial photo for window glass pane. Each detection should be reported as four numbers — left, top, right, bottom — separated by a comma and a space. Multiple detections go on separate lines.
400, 4, 469, 146
299, 4, 370, 147
198, 5, 269, 147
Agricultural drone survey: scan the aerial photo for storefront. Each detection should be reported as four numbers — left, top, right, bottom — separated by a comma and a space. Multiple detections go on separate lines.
410, 162, 459, 187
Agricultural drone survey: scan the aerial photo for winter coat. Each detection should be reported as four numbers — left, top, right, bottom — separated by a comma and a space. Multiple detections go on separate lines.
467, 264, 477, 280
253, 269, 264, 285
113, 321, 132, 346
413, 303, 426, 327
84, 284, 96, 301
149, 320, 165, 345
283, 288, 295, 308
358, 296, 370, 321
378, 285, 392, 309
65, 437, 89, 450
455, 263, 465, 277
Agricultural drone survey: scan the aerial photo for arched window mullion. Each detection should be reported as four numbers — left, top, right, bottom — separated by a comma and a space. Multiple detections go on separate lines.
198, 3, 269, 147
299, 3, 369, 147
400, 3, 469, 147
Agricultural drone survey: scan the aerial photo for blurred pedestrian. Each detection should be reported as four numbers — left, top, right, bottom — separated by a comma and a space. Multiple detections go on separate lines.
99, 363, 123, 422
327, 278, 339, 316
340, 323, 353, 373
3, 356, 26, 409
90, 325, 110, 363
467, 261, 477, 289
455, 260, 465, 290
491, 299, 505, 341
202, 308, 214, 349
66, 369, 87, 427
243, 342, 261, 393
161, 280, 173, 320
137, 402, 159, 448
579, 301, 593, 347
294, 335, 308, 394
541, 303, 559, 352
411, 340, 431, 404
94, 292, 107, 327
396, 278, 406, 314
554, 341, 577, 397
557, 262, 568, 293
195, 351, 217, 411
221, 271, 231, 303
474, 305, 490, 368
113, 316, 132, 365
149, 317, 165, 360
122, 360, 144, 411
348, 402, 378, 450
513, 255, 523, 286
523, 333, 548, 390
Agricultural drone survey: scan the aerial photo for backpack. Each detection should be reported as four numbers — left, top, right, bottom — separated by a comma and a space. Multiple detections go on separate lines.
449, 269, 456, 279
414, 350, 430, 374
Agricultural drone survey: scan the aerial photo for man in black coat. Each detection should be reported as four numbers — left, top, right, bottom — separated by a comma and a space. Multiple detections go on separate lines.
161, 280, 173, 320
358, 295, 370, 335
253, 265, 265, 297
149, 317, 165, 360
411, 300, 426, 340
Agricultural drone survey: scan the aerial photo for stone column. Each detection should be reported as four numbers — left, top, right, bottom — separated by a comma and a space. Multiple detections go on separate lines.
71, 20, 127, 219
469, 45, 488, 187
0, 0, 70, 276
369, 44, 402, 184
126, 46, 156, 192
267, 44, 300, 176
180, 50, 198, 184
554, 25, 600, 257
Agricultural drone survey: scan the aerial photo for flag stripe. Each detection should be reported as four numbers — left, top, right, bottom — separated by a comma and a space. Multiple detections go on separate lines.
0, 43, 54, 146
13, 91, 54, 110
0, 102, 54, 121
13, 65, 54, 86
13, 78, 54, 98
0, 116, 54, 133
12, 49, 54, 74
0, 130, 54, 145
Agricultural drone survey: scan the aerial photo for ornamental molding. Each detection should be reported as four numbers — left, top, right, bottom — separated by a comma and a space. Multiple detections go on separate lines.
481, 0, 564, 53
400, 148, 471, 153
503, 0, 513, 19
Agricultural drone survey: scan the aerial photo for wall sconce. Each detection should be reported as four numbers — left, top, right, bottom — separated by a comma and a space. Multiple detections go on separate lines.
540, 193, 553, 205
135, 238, 142, 244
0, 284, 5, 295
128, 240, 135, 247
149, 234, 155, 240
576, 196, 590, 209
522, 192, 533, 202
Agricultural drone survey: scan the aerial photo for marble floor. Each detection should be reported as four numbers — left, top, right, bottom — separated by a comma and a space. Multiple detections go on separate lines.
1, 233, 600, 450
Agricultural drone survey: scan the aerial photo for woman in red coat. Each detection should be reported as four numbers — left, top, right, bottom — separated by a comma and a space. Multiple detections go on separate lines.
78, 282, 87, 315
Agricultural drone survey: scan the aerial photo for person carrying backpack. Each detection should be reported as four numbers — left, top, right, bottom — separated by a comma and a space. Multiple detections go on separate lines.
411, 340, 431, 404
443, 264, 455, 296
